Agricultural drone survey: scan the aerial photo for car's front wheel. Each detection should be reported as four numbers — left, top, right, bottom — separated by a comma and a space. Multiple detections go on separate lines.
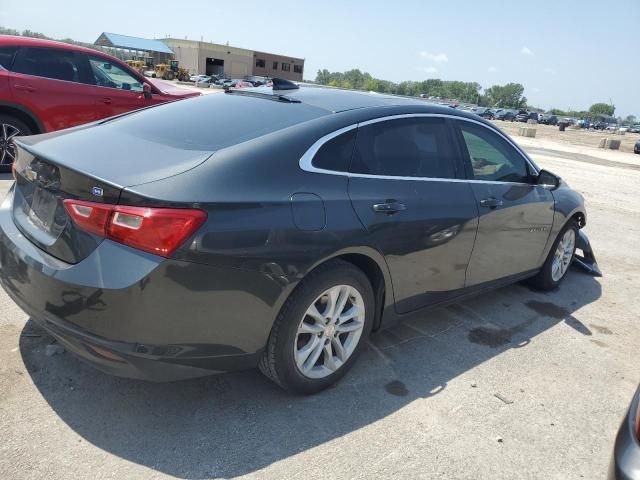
528, 220, 578, 290
259, 260, 375, 394
0, 115, 31, 172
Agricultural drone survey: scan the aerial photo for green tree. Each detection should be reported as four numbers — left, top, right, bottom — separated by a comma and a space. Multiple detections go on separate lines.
588, 103, 615, 117
484, 83, 527, 109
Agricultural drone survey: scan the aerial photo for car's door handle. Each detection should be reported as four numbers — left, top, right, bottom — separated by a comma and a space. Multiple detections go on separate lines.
479, 197, 503, 209
14, 84, 35, 93
372, 200, 407, 215
102, 97, 112, 104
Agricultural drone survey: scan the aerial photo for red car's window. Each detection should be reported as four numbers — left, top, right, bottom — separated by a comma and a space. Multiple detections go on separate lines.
0, 46, 17, 70
12, 47, 81, 83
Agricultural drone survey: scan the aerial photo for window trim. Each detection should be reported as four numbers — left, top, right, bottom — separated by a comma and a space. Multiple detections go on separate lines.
300, 113, 539, 185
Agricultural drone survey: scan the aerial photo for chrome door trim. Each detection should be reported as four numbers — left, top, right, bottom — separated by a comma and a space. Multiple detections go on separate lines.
299, 113, 540, 186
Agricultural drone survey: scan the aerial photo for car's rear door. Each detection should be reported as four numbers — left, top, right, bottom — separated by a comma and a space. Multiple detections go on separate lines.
348, 115, 479, 314
85, 53, 150, 118
453, 119, 554, 286
9, 46, 97, 132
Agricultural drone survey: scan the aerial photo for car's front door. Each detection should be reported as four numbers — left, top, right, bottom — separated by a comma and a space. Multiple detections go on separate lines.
348, 116, 479, 314
85, 54, 149, 118
10, 47, 97, 131
454, 120, 554, 286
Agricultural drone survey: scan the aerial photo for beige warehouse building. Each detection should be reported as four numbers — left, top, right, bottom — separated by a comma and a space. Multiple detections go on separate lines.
162, 38, 304, 81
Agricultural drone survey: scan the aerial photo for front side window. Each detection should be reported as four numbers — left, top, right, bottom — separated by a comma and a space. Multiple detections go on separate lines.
458, 121, 529, 183
311, 130, 356, 172
13, 47, 81, 82
88, 55, 143, 92
0, 46, 17, 70
351, 117, 458, 179
281, 63, 291, 72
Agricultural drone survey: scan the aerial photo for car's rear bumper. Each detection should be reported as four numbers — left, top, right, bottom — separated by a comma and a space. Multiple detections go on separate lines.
0, 187, 284, 381
609, 387, 640, 480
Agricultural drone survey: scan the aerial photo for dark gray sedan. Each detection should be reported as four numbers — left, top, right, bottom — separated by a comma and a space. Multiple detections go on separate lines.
0, 80, 600, 394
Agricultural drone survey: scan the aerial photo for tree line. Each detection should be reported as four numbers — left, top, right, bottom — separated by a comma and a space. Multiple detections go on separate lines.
315, 69, 624, 120
315, 68, 527, 108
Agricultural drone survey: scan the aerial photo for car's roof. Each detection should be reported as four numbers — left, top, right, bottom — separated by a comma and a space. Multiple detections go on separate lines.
239, 84, 469, 116
0, 34, 107, 57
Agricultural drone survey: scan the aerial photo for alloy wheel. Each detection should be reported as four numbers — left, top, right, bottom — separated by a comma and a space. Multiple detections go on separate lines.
0, 123, 21, 166
551, 229, 575, 282
294, 285, 365, 379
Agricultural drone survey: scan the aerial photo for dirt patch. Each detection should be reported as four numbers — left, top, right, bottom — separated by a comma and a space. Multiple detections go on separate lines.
525, 301, 569, 319
590, 324, 613, 335
468, 326, 512, 348
384, 380, 409, 397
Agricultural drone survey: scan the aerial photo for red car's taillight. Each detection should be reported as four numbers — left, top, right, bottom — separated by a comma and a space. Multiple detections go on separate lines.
63, 200, 207, 257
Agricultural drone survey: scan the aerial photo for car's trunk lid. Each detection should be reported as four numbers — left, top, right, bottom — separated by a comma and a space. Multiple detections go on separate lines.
11, 134, 212, 264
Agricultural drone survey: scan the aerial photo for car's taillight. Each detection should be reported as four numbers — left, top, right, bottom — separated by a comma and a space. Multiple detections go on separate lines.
63, 200, 206, 257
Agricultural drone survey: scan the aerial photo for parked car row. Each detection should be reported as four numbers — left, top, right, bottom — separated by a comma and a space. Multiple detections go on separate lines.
191, 74, 270, 89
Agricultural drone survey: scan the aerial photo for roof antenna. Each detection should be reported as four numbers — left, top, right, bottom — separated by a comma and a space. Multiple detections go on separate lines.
272, 78, 299, 91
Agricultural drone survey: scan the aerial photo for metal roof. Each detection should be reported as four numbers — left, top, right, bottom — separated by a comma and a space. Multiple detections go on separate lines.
94, 32, 174, 54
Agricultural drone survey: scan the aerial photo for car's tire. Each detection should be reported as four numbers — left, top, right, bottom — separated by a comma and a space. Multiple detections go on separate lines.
0, 115, 32, 172
527, 219, 578, 291
259, 259, 375, 394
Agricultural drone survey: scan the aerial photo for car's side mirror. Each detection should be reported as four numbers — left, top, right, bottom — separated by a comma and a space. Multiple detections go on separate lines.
537, 169, 561, 189
143, 83, 152, 100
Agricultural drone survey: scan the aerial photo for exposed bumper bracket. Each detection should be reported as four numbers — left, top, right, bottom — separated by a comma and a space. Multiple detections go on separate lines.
573, 229, 602, 277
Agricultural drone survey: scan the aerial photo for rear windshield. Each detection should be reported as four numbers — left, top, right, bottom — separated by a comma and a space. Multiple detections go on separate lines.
104, 93, 329, 150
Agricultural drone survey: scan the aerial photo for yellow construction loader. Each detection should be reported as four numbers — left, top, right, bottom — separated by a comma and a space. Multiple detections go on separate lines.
153, 61, 190, 81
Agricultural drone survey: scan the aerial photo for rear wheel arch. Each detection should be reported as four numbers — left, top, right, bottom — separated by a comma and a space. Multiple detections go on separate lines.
0, 103, 43, 134
299, 249, 393, 332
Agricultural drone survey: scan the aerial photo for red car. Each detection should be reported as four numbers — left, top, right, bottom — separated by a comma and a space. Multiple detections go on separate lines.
0, 35, 199, 169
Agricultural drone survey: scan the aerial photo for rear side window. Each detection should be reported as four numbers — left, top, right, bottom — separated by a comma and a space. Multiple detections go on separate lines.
0, 47, 17, 70
312, 130, 356, 172
13, 47, 80, 82
351, 117, 458, 178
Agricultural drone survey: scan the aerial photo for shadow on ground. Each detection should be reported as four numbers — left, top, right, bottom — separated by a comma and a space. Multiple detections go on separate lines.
19, 270, 601, 478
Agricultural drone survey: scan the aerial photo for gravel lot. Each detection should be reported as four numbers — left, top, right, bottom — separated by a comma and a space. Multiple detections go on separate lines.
1, 131, 639, 479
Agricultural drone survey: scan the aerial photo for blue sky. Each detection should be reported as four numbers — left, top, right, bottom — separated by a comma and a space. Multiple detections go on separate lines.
2, 0, 638, 116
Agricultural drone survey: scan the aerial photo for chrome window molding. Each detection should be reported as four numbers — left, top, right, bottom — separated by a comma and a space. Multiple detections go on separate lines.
299, 113, 539, 186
